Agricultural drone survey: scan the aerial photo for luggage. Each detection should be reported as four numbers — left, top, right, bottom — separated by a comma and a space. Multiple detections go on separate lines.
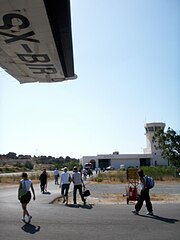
83, 189, 91, 197
145, 175, 155, 189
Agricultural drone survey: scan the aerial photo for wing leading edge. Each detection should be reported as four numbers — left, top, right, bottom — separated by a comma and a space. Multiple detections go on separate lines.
0, 0, 77, 83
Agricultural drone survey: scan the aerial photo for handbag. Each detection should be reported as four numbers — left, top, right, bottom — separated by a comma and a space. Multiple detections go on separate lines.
83, 189, 91, 197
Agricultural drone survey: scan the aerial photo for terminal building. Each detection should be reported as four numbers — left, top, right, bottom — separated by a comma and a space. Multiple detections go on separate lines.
80, 122, 167, 170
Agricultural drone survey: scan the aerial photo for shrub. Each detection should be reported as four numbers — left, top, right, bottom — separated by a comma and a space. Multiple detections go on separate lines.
91, 167, 178, 183
24, 161, 34, 170
141, 166, 177, 180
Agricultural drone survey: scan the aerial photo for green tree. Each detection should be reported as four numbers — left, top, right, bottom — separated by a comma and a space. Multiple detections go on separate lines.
7, 152, 17, 159
153, 127, 180, 166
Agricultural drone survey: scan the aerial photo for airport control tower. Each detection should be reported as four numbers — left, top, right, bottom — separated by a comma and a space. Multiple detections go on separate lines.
143, 122, 165, 155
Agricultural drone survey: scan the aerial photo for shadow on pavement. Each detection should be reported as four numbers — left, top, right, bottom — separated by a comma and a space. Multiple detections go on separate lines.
66, 203, 94, 209
42, 191, 51, 195
139, 214, 179, 224
21, 223, 41, 234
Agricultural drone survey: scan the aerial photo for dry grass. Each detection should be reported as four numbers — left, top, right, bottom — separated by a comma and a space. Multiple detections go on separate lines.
93, 192, 180, 203
52, 188, 180, 205
52, 192, 180, 205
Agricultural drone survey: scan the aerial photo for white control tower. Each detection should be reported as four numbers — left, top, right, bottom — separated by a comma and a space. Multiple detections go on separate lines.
143, 122, 165, 154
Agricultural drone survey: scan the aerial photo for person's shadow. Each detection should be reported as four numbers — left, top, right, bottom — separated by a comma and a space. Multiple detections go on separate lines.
66, 203, 94, 209
21, 223, 40, 234
139, 214, 179, 224
42, 191, 51, 195
151, 215, 179, 224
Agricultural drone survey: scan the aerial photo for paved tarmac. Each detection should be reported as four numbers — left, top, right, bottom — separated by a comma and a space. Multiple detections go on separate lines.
0, 180, 180, 240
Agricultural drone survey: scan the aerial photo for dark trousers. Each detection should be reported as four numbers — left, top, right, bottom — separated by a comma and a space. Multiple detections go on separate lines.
40, 182, 46, 193
73, 185, 85, 204
61, 184, 70, 196
135, 189, 153, 212
54, 175, 59, 184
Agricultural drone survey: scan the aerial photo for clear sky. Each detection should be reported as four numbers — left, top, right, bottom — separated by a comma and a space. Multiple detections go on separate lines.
0, 0, 180, 159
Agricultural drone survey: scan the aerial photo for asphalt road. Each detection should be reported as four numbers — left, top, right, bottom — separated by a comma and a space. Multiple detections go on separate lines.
0, 181, 180, 240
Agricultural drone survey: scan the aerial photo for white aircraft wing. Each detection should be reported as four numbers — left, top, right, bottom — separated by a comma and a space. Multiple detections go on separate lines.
0, 0, 77, 83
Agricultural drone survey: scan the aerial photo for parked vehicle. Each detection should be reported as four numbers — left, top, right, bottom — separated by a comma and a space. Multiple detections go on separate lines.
106, 166, 114, 171
84, 162, 92, 171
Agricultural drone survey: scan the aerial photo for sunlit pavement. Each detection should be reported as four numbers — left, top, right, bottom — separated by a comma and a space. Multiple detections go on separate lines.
0, 179, 180, 240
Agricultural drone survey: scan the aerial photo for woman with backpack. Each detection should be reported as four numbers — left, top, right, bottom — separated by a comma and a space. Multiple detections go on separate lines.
18, 172, 36, 223
132, 169, 153, 216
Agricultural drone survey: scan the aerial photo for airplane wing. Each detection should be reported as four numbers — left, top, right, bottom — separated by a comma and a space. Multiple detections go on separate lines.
0, 0, 77, 83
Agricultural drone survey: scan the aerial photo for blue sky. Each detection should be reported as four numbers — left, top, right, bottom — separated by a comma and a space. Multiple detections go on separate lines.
0, 0, 179, 158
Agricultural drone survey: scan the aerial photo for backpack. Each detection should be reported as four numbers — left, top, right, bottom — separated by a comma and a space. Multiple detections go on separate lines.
145, 176, 155, 189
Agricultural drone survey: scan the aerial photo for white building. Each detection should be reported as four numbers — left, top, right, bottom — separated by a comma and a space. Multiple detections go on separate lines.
80, 122, 168, 170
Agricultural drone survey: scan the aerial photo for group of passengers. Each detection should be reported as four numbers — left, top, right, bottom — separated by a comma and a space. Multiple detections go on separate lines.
18, 166, 87, 223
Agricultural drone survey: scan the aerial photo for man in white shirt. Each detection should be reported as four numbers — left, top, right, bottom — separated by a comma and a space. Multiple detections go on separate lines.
72, 166, 86, 205
60, 167, 71, 205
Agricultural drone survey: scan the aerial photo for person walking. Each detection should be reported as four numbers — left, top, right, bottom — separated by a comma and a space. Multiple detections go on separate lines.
132, 169, 153, 215
60, 167, 71, 205
82, 168, 87, 180
72, 166, 86, 205
18, 172, 35, 223
39, 169, 48, 193
54, 168, 60, 185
